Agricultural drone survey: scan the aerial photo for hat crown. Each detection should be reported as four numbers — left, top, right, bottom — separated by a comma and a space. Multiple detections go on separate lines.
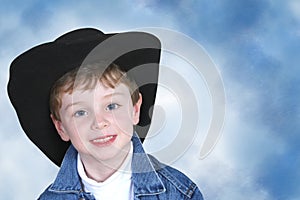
55, 28, 105, 44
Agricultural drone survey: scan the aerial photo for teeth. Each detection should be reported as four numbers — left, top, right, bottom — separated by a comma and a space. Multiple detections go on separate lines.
93, 136, 113, 143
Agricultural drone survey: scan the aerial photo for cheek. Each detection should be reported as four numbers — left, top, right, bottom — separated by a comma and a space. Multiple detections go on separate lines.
62, 119, 86, 136
111, 110, 134, 132
118, 107, 135, 121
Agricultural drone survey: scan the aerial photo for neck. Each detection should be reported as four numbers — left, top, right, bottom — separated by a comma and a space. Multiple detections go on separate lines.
79, 143, 131, 182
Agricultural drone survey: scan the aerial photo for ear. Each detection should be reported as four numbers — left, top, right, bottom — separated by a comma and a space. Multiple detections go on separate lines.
132, 93, 142, 125
50, 114, 70, 141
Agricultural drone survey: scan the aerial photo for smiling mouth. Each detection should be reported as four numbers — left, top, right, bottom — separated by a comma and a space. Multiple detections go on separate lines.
91, 135, 116, 146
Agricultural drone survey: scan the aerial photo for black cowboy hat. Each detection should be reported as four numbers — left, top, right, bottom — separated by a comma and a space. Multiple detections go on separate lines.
7, 28, 161, 166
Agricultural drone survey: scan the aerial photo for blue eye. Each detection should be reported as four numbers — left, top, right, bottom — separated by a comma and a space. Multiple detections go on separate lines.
74, 110, 88, 117
106, 103, 119, 111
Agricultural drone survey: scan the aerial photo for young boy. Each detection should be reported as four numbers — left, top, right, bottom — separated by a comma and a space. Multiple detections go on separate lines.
8, 28, 203, 199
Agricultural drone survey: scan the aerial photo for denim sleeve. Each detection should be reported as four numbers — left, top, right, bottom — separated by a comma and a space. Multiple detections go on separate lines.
190, 186, 204, 200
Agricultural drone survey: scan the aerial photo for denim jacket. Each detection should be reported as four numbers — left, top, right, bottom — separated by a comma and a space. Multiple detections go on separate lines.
38, 135, 204, 200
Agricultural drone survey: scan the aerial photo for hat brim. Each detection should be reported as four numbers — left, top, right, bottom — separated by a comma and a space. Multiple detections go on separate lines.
7, 28, 161, 166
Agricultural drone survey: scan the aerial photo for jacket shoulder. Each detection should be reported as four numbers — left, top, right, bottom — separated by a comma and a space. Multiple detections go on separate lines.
147, 154, 204, 199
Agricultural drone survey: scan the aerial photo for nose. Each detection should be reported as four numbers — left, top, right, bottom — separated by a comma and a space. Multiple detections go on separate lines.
92, 113, 110, 130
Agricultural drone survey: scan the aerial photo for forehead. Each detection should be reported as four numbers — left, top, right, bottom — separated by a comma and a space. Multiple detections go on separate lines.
61, 82, 131, 105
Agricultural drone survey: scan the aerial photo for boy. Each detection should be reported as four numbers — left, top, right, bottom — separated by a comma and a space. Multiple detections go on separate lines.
8, 28, 203, 199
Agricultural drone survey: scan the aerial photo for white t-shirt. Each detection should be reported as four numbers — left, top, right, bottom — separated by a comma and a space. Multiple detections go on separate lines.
77, 143, 134, 200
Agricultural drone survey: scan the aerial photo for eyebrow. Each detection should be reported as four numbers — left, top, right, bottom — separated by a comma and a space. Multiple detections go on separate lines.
64, 92, 126, 111
64, 101, 84, 111
103, 92, 126, 99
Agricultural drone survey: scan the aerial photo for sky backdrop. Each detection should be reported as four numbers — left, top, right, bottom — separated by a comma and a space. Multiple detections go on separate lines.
1, 0, 300, 199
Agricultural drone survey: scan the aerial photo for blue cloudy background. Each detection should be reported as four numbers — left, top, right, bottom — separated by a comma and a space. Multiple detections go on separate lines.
1, 0, 300, 199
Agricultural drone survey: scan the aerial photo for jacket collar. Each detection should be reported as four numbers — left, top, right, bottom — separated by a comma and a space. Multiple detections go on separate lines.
49, 144, 82, 193
49, 133, 166, 196
131, 134, 166, 196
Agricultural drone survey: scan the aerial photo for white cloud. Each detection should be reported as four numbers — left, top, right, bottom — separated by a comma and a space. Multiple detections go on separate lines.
0, 124, 58, 199
171, 109, 276, 200
289, 0, 300, 20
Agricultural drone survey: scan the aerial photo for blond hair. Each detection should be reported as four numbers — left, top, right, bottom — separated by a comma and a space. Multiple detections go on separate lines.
49, 62, 139, 121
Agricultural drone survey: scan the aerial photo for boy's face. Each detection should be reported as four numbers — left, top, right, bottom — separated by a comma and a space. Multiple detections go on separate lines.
51, 82, 142, 167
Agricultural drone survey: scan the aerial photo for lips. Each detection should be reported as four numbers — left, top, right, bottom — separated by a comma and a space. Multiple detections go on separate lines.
90, 135, 116, 146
